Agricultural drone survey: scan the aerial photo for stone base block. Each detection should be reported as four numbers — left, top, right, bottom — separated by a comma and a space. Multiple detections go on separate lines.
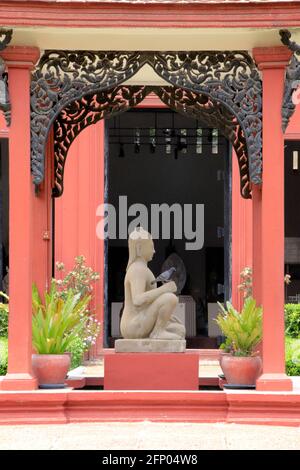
256, 373, 293, 391
0, 373, 38, 391
104, 352, 199, 390
115, 339, 186, 353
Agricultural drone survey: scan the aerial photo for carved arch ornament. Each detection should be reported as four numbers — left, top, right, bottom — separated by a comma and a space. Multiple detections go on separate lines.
31, 50, 263, 198
54, 86, 250, 198
280, 30, 300, 132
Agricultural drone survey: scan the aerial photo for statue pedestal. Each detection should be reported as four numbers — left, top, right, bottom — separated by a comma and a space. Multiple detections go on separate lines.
104, 351, 199, 390
115, 338, 186, 353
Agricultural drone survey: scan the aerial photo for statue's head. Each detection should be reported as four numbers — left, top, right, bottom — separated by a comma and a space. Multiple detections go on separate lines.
127, 227, 154, 269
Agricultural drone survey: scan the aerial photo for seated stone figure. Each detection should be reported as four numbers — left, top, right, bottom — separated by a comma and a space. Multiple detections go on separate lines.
120, 227, 186, 341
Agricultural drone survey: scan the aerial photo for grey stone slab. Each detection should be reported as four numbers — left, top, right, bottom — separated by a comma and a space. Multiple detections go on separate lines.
115, 339, 186, 353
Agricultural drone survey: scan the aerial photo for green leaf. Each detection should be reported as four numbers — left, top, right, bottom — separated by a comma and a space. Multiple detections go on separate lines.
214, 296, 262, 356
32, 282, 95, 355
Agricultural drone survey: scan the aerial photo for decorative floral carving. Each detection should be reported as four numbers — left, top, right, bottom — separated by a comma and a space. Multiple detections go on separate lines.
31, 50, 262, 195
156, 86, 251, 198
151, 52, 262, 186
53, 86, 148, 197
31, 51, 145, 185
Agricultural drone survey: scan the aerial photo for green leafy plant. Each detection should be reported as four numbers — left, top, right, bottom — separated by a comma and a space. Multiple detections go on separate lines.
0, 337, 8, 375
285, 304, 300, 338
32, 282, 91, 354
0, 291, 9, 338
285, 336, 300, 376
68, 337, 86, 370
286, 359, 300, 376
215, 297, 262, 357
219, 337, 233, 353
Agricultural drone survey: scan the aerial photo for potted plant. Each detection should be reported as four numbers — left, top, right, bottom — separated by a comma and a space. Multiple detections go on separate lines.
32, 282, 91, 388
215, 296, 262, 387
54, 256, 101, 363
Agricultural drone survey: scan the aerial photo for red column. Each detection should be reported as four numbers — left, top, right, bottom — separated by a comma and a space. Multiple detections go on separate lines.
0, 47, 40, 390
95, 121, 105, 354
252, 184, 262, 305
253, 47, 292, 391
231, 150, 253, 310
31, 129, 53, 295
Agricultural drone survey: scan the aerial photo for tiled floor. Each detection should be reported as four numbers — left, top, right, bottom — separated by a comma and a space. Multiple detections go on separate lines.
0, 421, 299, 450
69, 358, 300, 390
69, 358, 223, 380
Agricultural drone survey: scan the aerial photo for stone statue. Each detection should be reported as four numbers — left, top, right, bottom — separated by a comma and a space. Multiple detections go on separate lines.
120, 227, 186, 344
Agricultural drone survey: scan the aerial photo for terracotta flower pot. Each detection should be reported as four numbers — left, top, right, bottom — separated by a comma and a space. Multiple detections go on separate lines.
219, 351, 231, 368
32, 354, 71, 389
220, 354, 262, 386
219, 351, 231, 380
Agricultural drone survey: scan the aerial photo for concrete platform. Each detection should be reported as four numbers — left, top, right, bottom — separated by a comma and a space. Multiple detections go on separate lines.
1, 350, 300, 427
104, 352, 199, 390
0, 421, 300, 450
0, 388, 300, 426
66, 353, 223, 388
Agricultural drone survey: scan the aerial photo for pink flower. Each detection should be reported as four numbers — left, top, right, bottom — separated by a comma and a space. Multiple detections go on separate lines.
292, 86, 300, 105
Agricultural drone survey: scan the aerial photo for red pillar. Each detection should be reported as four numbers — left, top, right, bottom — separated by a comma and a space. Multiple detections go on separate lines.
95, 121, 105, 354
0, 47, 40, 390
252, 184, 262, 305
31, 129, 53, 295
253, 47, 292, 391
231, 150, 253, 310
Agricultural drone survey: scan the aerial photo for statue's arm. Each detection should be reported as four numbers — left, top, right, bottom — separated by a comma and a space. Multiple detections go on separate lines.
130, 273, 176, 307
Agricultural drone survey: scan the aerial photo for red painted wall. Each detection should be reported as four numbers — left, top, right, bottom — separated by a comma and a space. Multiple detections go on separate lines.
0, 114, 8, 138
54, 121, 105, 353
285, 102, 300, 138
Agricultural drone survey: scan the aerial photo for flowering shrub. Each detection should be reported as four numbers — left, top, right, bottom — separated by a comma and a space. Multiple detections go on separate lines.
52, 256, 101, 361
67, 316, 101, 370
238, 267, 253, 299
81, 315, 100, 351
238, 266, 292, 300
54, 256, 100, 303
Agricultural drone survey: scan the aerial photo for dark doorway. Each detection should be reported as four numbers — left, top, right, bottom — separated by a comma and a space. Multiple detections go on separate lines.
285, 140, 300, 302
0, 138, 9, 294
105, 108, 231, 348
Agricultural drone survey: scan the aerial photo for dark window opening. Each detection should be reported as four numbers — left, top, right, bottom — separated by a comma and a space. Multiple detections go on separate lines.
105, 108, 231, 348
0, 138, 9, 295
285, 140, 300, 303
